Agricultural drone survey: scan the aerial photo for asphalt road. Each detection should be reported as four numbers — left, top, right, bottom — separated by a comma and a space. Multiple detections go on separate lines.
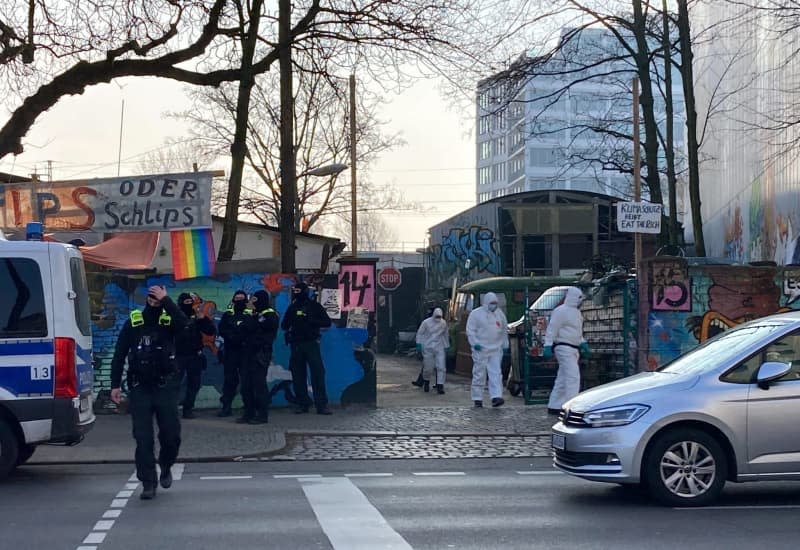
5, 458, 800, 550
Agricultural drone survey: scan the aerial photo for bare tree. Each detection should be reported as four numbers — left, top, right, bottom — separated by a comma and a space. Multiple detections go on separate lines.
173, 62, 405, 229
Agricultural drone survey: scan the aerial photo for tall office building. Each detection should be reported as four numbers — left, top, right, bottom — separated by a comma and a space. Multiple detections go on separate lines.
476, 27, 686, 208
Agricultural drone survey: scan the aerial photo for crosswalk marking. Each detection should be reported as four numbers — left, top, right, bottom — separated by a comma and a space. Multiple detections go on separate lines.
301, 477, 413, 550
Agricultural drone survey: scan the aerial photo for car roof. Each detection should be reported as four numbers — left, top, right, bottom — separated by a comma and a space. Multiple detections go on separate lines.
458, 276, 575, 292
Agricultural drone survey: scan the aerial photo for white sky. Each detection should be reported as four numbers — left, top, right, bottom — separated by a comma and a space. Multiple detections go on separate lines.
0, 75, 476, 252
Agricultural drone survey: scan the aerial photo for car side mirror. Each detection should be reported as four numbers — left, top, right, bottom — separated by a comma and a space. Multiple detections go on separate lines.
756, 361, 792, 390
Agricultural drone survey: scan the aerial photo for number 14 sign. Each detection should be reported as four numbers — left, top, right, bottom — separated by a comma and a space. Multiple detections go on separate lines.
338, 264, 375, 312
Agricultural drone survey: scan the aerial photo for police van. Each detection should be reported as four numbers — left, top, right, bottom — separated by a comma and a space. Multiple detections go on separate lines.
0, 224, 95, 479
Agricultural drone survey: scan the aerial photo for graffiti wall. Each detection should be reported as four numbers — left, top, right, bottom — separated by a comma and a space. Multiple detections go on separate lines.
706, 167, 800, 265
91, 268, 376, 412
427, 203, 502, 289
643, 257, 800, 369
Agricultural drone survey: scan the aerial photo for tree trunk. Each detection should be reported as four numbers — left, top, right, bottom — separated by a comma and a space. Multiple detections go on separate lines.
278, 0, 297, 273
218, 0, 264, 261
677, 0, 705, 256
662, 0, 679, 247
632, 0, 667, 246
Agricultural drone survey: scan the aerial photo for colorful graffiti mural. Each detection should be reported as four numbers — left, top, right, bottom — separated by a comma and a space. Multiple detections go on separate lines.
91, 270, 375, 412
427, 203, 502, 289
645, 260, 800, 370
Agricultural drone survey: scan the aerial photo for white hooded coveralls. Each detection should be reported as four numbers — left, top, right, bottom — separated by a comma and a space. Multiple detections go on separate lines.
466, 292, 509, 401
415, 308, 449, 385
544, 286, 585, 409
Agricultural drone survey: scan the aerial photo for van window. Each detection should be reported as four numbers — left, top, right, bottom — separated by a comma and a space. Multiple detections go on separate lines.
69, 257, 91, 336
0, 258, 47, 338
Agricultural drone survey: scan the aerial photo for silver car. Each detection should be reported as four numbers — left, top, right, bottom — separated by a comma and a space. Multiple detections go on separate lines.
552, 311, 800, 506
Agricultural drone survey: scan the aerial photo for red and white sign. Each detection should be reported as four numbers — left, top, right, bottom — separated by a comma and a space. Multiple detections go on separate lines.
378, 267, 402, 291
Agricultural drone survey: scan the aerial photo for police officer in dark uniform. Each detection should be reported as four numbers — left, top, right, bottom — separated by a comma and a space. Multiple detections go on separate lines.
239, 290, 279, 424
281, 281, 333, 415
175, 293, 216, 419
217, 290, 252, 418
110, 285, 187, 500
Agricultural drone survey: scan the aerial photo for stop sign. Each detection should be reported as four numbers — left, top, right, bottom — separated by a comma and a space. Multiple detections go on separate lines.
378, 267, 402, 291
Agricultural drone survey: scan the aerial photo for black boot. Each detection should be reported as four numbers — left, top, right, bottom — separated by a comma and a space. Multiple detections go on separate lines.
140, 483, 157, 500
182, 408, 195, 419
411, 372, 424, 387
474, 400, 483, 408
235, 415, 252, 424
492, 397, 505, 408
217, 406, 232, 417
248, 416, 269, 425
436, 384, 445, 395
423, 380, 430, 393
159, 467, 173, 489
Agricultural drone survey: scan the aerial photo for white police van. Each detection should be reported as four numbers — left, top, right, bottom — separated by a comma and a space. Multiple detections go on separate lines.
0, 224, 95, 479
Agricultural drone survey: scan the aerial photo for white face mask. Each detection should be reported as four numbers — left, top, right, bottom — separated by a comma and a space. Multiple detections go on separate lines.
488, 303, 498, 312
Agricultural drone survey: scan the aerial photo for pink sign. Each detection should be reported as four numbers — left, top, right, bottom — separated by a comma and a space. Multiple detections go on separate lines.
338, 263, 375, 312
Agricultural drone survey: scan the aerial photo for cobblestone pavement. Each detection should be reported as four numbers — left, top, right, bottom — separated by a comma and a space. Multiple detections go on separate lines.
269, 405, 558, 435
273, 434, 553, 461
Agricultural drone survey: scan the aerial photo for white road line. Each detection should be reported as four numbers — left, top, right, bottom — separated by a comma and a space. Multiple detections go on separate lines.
674, 505, 800, 510
344, 473, 394, 478
76, 546, 97, 550
301, 477, 413, 550
102, 510, 122, 519
274, 474, 322, 479
412, 472, 465, 476
172, 463, 185, 480
116, 490, 134, 498
110, 499, 128, 508
516, 471, 563, 475
199, 475, 253, 480
125, 483, 139, 490
128, 473, 138, 482
82, 533, 106, 544
93, 520, 115, 531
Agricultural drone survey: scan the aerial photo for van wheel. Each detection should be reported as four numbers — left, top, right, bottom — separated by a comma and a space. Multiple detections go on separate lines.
644, 428, 727, 507
16, 444, 35, 466
0, 420, 20, 480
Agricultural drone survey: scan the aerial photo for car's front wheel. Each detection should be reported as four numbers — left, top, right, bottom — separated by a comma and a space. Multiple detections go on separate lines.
0, 419, 20, 480
644, 428, 727, 507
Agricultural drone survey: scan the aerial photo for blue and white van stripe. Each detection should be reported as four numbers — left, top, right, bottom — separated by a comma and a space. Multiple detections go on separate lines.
0, 339, 56, 397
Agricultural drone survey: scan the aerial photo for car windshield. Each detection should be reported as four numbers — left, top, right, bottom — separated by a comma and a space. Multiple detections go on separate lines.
659, 321, 790, 376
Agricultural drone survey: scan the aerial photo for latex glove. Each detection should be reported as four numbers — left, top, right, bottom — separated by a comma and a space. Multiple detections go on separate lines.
542, 346, 553, 359
416, 343, 423, 354
473, 344, 483, 352
580, 342, 591, 357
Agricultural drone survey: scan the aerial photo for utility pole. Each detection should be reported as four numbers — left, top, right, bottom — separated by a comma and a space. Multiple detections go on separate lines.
278, 0, 296, 272
633, 77, 642, 277
349, 74, 358, 257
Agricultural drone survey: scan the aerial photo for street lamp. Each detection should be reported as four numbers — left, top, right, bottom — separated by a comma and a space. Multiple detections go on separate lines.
281, 162, 348, 272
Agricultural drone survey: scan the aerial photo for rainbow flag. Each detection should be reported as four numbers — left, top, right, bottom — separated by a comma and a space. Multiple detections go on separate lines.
171, 228, 216, 280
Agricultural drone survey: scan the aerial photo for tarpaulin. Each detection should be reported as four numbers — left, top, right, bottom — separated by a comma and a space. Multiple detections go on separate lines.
45, 232, 159, 270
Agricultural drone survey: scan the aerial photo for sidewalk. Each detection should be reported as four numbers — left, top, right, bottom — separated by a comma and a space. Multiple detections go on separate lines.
31, 353, 555, 464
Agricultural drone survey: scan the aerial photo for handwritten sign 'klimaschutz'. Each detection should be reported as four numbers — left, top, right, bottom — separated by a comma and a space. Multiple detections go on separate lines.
616, 202, 662, 234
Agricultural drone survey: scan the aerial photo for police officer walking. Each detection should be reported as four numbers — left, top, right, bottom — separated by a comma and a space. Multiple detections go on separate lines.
281, 281, 333, 415
217, 290, 252, 419
175, 293, 216, 419
239, 290, 279, 424
110, 285, 187, 500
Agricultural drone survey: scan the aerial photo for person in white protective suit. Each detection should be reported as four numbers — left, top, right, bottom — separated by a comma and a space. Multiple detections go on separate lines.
466, 292, 509, 408
415, 308, 450, 394
542, 286, 591, 414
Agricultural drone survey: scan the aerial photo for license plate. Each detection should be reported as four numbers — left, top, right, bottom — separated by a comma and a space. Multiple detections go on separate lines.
80, 396, 90, 413
552, 433, 566, 451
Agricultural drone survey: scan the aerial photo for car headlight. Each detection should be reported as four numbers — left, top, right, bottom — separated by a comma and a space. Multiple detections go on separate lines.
582, 404, 650, 428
